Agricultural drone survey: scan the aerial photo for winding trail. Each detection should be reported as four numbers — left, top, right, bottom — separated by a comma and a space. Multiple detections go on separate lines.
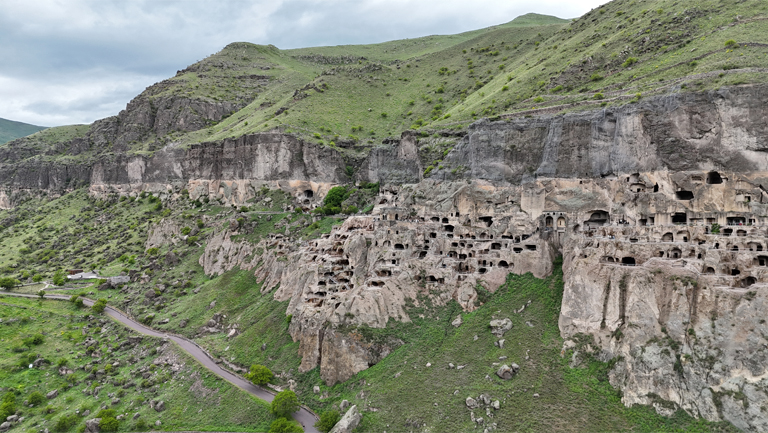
0, 292, 320, 433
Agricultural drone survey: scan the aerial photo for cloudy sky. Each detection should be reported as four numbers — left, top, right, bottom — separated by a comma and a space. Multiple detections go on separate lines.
1, 0, 609, 127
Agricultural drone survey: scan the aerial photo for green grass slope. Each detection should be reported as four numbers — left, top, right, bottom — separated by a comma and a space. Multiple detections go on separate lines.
0, 117, 46, 145
8, 1, 768, 162
0, 295, 276, 433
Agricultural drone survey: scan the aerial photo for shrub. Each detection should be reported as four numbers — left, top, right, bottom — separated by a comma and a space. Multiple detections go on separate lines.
134, 419, 148, 431
70, 295, 84, 308
271, 390, 299, 417
99, 416, 119, 432
196, 219, 205, 229
269, 417, 303, 433
0, 277, 20, 289
187, 236, 199, 246
245, 364, 273, 385
146, 247, 159, 256
0, 398, 14, 419
622, 57, 638, 68
593, 93, 605, 100
28, 391, 45, 405
92, 299, 107, 314
590, 73, 604, 81
32, 274, 44, 282
724, 39, 737, 47
315, 410, 341, 432
23, 334, 44, 346
54, 413, 79, 432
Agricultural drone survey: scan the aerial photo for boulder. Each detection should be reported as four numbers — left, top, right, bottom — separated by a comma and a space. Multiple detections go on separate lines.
0, 422, 9, 431
489, 319, 512, 337
340, 399, 349, 410
329, 405, 362, 433
153, 400, 165, 412
495, 363, 519, 380
465, 397, 478, 409
46, 389, 58, 399
5, 415, 18, 423
85, 418, 101, 433
451, 315, 462, 327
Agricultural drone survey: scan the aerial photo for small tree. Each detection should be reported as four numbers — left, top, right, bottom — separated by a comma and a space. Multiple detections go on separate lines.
711, 223, 721, 234
315, 409, 341, 433
92, 299, 108, 314
246, 364, 273, 385
0, 277, 20, 290
271, 390, 299, 418
52, 270, 67, 286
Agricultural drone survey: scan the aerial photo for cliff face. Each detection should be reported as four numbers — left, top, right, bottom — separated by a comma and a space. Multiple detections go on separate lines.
433, 84, 768, 183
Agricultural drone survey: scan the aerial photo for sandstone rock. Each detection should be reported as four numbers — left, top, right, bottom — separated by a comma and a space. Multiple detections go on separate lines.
155, 420, 161, 427
451, 315, 462, 327
329, 405, 362, 433
46, 389, 58, 399
495, 364, 519, 380
340, 399, 349, 410
489, 319, 512, 337
492, 400, 500, 410
5, 415, 17, 423
85, 418, 101, 433
466, 397, 478, 408
313, 385, 320, 394
0, 422, 10, 431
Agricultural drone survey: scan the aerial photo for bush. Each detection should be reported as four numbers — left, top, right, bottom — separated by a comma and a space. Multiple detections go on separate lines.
28, 391, 45, 405
32, 274, 43, 282
590, 73, 604, 81
70, 295, 84, 308
134, 419, 148, 431
146, 247, 159, 256
268, 417, 303, 433
0, 277, 20, 289
622, 57, 638, 68
271, 390, 299, 417
92, 299, 107, 314
593, 93, 605, 100
246, 364, 273, 385
0, 393, 14, 419
196, 219, 205, 229
23, 334, 44, 346
53, 269, 67, 286
725, 39, 737, 47
99, 417, 119, 432
315, 410, 341, 432
54, 413, 79, 432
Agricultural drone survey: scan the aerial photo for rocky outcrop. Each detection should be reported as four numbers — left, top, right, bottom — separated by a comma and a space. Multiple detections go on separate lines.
432, 84, 768, 184
329, 405, 362, 433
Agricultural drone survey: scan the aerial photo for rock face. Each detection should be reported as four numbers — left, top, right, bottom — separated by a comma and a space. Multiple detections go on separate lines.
329, 405, 362, 433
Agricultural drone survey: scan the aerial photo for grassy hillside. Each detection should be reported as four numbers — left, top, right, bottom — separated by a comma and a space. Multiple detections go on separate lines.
0, 295, 276, 433
5, 1, 768, 162
0, 117, 46, 145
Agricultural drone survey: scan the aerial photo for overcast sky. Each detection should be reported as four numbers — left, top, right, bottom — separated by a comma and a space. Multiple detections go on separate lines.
0, 0, 609, 127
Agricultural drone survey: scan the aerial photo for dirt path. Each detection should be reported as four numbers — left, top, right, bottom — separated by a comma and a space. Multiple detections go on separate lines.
0, 292, 320, 433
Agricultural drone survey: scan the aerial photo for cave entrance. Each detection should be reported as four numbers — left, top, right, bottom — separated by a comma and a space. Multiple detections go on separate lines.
706, 171, 723, 184
675, 190, 694, 200
621, 257, 636, 266
479, 216, 494, 227
304, 189, 314, 198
